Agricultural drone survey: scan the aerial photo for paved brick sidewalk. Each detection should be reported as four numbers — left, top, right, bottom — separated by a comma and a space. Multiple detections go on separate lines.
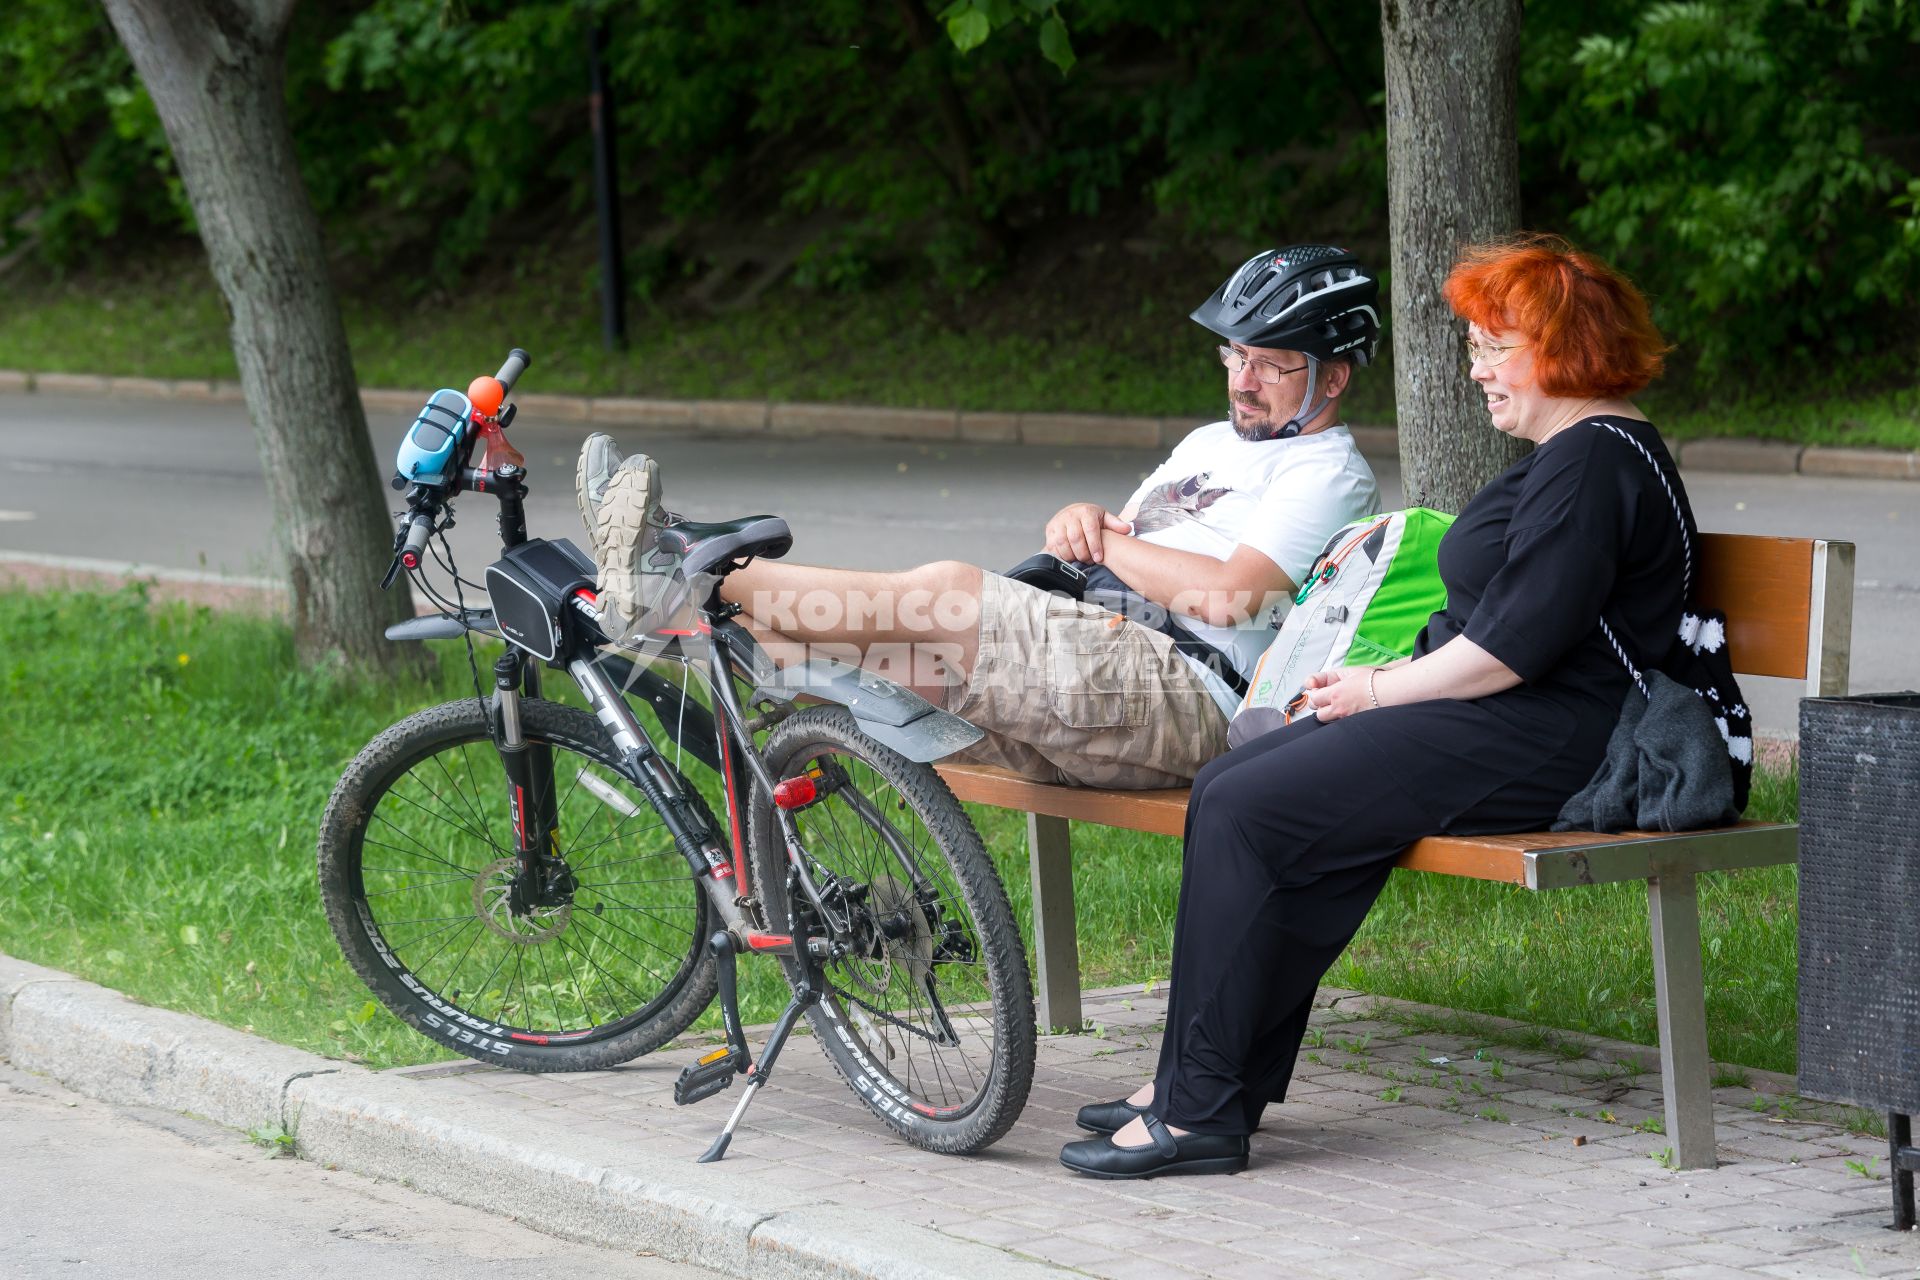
388, 985, 1916, 1279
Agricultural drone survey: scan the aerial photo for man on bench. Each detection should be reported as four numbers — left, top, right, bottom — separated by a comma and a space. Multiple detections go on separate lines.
579, 247, 1383, 788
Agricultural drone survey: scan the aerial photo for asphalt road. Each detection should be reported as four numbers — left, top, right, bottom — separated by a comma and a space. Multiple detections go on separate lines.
0, 1063, 722, 1279
1, 391, 1914, 738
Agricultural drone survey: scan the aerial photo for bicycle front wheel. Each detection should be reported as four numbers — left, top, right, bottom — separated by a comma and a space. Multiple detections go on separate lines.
749, 707, 1034, 1153
318, 697, 718, 1071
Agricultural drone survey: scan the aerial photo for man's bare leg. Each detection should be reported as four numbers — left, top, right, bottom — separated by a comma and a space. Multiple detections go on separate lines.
721, 558, 983, 704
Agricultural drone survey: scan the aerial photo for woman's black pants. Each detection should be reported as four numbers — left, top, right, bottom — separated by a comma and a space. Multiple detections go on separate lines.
1148, 708, 1588, 1137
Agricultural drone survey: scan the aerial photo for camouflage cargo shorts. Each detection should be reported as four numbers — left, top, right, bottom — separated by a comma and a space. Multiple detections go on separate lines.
940, 574, 1229, 789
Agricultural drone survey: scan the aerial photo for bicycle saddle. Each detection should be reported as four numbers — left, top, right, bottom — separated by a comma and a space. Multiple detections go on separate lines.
655, 515, 793, 577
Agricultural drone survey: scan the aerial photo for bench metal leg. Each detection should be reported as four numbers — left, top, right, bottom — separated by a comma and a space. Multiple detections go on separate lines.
1889, 1112, 1917, 1231
1027, 813, 1082, 1033
1648, 870, 1717, 1169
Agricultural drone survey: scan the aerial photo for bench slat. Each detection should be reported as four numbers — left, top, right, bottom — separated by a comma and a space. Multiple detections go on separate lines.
1695, 533, 1814, 681
938, 763, 1794, 888
940, 764, 1191, 838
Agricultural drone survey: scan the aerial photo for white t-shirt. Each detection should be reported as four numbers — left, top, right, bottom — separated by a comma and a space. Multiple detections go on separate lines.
1120, 421, 1382, 713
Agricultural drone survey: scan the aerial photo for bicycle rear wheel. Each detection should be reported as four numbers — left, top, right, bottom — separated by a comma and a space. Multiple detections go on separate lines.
749, 707, 1034, 1153
318, 697, 717, 1070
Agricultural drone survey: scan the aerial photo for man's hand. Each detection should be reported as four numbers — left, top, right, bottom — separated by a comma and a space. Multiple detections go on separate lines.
1303, 666, 1380, 722
1044, 503, 1133, 565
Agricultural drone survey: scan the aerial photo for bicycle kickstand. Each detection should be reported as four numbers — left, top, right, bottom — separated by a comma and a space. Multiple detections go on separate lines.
676, 930, 819, 1163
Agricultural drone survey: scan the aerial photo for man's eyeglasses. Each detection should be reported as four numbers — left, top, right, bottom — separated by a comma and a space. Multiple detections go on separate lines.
1217, 346, 1308, 384
1464, 338, 1527, 368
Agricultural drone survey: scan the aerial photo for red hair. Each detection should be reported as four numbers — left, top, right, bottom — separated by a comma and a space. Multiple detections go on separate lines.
1443, 234, 1669, 397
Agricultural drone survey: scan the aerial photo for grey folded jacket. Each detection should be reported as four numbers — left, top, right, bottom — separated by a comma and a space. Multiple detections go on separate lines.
1553, 670, 1739, 834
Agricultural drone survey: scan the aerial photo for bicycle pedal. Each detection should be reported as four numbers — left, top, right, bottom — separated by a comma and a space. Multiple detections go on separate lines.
674, 1047, 743, 1106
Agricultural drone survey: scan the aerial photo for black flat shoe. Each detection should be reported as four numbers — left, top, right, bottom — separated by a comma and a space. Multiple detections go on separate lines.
1059, 1114, 1249, 1180
1075, 1096, 1150, 1135
1076, 1096, 1266, 1135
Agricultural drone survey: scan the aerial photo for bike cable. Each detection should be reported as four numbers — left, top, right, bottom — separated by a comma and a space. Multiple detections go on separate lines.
428, 534, 487, 595
435, 526, 492, 722
402, 520, 490, 721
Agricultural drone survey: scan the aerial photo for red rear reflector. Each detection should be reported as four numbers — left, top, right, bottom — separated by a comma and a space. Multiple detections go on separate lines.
400, 551, 420, 569
771, 775, 817, 809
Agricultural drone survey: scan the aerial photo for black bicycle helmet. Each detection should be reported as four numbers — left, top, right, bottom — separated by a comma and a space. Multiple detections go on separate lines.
1192, 245, 1381, 438
1192, 244, 1380, 362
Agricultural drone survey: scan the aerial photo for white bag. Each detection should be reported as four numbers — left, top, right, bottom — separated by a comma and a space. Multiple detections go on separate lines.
1228, 508, 1454, 748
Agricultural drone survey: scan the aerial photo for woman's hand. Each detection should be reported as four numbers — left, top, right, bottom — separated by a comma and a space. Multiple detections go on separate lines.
1303, 666, 1380, 722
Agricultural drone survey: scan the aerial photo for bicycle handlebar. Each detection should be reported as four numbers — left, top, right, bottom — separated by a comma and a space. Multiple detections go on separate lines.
398, 511, 434, 570
493, 348, 532, 395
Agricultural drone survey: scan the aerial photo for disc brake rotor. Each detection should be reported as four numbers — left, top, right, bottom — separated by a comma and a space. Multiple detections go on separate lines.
846, 874, 932, 995
472, 856, 571, 944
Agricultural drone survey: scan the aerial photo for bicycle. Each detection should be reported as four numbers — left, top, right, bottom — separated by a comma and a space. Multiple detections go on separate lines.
317, 349, 1035, 1159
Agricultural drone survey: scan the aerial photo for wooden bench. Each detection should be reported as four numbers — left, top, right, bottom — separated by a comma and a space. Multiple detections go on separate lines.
938, 533, 1855, 1170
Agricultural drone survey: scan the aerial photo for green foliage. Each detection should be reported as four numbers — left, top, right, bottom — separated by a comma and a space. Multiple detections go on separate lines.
941, 0, 1077, 73
1524, 0, 1920, 376
0, 0, 181, 263
5, 0, 1917, 393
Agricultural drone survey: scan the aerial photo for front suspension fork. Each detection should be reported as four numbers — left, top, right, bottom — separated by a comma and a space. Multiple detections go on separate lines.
490, 654, 566, 912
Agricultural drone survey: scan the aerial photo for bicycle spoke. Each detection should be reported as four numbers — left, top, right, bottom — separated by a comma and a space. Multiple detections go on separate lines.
575, 894, 704, 969
433, 748, 498, 849
534, 929, 567, 1031
390, 772, 502, 854
364, 822, 476, 877
553, 929, 651, 1009
362, 873, 473, 897
562, 815, 671, 864
412, 917, 483, 997
381, 914, 477, 956
565, 911, 680, 995
570, 850, 684, 876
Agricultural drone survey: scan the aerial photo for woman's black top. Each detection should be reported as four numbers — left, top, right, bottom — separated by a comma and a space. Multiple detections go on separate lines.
1348, 415, 1698, 831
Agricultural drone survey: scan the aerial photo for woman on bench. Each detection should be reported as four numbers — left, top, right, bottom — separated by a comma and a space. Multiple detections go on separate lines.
1060, 235, 1703, 1179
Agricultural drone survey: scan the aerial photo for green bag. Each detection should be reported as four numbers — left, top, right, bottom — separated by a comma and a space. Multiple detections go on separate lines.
1228, 507, 1454, 748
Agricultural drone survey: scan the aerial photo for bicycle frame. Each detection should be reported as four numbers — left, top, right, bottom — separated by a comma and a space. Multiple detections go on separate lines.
421, 460, 818, 952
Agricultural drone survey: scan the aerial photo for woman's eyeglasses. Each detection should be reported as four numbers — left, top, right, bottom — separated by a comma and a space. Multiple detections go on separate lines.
1464, 338, 1527, 368
1217, 346, 1308, 384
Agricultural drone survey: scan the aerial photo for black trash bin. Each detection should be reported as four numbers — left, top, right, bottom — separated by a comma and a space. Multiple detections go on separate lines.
1798, 692, 1920, 1230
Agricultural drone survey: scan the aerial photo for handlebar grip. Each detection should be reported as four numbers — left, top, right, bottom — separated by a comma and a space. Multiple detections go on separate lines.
398, 514, 434, 570
493, 348, 532, 395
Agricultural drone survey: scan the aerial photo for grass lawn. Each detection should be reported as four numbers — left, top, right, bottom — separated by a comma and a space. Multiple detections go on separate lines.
2, 253, 1916, 450
1, 587, 1802, 1074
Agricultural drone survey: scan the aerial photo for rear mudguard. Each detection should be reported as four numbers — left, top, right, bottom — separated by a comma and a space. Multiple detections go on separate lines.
751, 657, 984, 764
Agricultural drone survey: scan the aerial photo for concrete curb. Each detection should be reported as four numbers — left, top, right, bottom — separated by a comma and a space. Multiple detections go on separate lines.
5, 369, 1914, 478
0, 952, 1063, 1280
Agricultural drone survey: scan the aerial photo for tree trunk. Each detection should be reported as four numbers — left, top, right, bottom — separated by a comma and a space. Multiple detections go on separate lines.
100, 0, 414, 670
1380, 0, 1528, 513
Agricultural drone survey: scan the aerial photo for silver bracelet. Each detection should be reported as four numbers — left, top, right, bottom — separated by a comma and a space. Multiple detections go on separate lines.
1367, 668, 1381, 709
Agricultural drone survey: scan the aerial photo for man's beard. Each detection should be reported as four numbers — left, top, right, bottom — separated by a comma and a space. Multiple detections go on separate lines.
1229, 397, 1281, 442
